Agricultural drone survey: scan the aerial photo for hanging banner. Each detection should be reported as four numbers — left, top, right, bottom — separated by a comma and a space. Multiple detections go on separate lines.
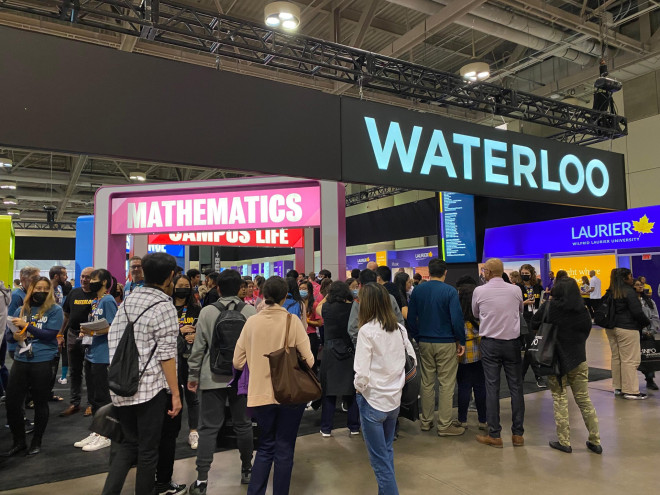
148, 229, 305, 248
341, 98, 626, 210
111, 185, 321, 235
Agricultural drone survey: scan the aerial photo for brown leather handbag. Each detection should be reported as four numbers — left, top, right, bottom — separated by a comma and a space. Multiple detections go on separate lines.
265, 313, 322, 405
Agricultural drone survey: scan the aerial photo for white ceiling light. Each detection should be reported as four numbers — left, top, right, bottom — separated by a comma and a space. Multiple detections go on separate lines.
129, 171, 146, 181
0, 157, 12, 168
0, 180, 16, 190
7, 208, 20, 216
264, 1, 301, 30
3, 195, 17, 205
460, 61, 490, 82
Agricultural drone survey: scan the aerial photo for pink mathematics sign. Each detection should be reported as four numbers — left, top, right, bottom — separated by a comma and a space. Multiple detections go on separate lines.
111, 185, 321, 235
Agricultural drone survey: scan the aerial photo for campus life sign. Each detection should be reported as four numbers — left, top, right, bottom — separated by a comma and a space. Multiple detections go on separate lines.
483, 204, 660, 259
341, 98, 627, 210
148, 229, 305, 248
110, 186, 321, 235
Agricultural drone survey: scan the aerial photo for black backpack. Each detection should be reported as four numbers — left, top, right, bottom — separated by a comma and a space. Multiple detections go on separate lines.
594, 293, 616, 329
209, 300, 247, 375
108, 300, 167, 397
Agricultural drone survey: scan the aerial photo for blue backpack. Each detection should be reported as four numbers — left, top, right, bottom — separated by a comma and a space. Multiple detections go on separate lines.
282, 296, 303, 319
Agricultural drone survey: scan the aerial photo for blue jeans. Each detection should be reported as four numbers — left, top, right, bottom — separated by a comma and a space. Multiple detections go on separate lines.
356, 394, 399, 495
248, 404, 305, 495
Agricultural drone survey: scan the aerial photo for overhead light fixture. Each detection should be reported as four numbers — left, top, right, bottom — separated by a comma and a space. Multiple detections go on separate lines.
3, 195, 17, 205
129, 171, 146, 181
0, 157, 12, 168
460, 61, 490, 83
264, 1, 301, 30
0, 180, 16, 190
7, 208, 20, 216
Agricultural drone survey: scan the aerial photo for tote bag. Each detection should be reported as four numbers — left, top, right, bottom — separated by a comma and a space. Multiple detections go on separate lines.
528, 302, 558, 369
265, 313, 322, 405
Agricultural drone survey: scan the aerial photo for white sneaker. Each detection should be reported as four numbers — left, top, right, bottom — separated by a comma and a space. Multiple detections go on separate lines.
320, 431, 332, 438
74, 432, 98, 448
83, 435, 111, 451
188, 430, 199, 450
58, 377, 68, 385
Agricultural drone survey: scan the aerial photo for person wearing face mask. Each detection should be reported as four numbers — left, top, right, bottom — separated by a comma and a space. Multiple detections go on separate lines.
103, 253, 181, 495
517, 264, 546, 389
2, 277, 63, 456
346, 278, 360, 301
315, 281, 359, 437
300, 280, 321, 372
74, 269, 118, 452
172, 274, 201, 449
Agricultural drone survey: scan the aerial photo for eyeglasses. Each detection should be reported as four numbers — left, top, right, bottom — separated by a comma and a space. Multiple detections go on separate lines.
130, 265, 142, 270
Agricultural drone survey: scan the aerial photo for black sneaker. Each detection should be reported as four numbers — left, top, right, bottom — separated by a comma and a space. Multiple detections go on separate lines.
241, 468, 252, 485
187, 481, 207, 495
536, 377, 548, 389
586, 441, 603, 455
623, 392, 648, 400
155, 481, 186, 495
25, 419, 35, 434
647, 380, 659, 391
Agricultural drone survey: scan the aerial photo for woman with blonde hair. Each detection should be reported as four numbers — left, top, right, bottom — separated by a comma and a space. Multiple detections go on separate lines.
2, 277, 63, 456
354, 283, 415, 495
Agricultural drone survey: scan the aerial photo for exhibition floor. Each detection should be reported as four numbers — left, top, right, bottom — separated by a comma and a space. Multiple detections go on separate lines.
2, 329, 657, 495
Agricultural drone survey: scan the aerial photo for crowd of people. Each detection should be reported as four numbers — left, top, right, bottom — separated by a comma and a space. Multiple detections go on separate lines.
0, 254, 658, 494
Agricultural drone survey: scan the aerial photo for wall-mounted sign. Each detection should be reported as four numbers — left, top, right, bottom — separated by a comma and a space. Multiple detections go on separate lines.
484, 204, 660, 259
389, 247, 438, 268
346, 253, 376, 270
341, 98, 626, 210
111, 186, 321, 235
148, 229, 304, 248
439, 192, 477, 263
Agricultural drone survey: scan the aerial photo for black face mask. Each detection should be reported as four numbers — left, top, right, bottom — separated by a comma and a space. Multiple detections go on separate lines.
521, 275, 531, 282
89, 281, 104, 293
174, 288, 192, 299
30, 292, 47, 306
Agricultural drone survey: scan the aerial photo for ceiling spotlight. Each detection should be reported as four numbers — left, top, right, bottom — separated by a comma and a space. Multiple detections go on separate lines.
0, 180, 16, 190
3, 195, 17, 205
264, 1, 301, 30
129, 171, 147, 181
0, 157, 12, 168
7, 208, 20, 216
460, 61, 490, 82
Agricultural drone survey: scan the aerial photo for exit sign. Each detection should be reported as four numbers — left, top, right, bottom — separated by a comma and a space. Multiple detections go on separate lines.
643, 254, 652, 260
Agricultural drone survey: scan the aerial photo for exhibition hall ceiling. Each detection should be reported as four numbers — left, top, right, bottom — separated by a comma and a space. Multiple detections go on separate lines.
1, 0, 660, 222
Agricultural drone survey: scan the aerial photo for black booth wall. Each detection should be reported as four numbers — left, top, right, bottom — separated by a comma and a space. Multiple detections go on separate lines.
15, 236, 76, 260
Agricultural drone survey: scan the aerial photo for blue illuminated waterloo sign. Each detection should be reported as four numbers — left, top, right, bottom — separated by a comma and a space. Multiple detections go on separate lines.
340, 98, 626, 210
483, 205, 660, 259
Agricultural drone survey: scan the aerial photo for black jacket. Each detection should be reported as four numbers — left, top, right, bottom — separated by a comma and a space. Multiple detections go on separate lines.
610, 286, 651, 331
532, 301, 592, 375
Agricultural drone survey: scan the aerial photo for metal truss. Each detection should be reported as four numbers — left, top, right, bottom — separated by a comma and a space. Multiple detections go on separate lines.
0, 0, 627, 144
12, 220, 77, 230
345, 186, 408, 207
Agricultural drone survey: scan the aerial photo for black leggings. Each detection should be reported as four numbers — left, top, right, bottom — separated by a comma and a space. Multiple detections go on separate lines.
6, 360, 52, 446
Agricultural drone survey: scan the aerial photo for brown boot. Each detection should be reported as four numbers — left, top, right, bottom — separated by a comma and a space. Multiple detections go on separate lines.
512, 435, 524, 447
59, 405, 81, 417
83, 406, 93, 417
476, 434, 503, 448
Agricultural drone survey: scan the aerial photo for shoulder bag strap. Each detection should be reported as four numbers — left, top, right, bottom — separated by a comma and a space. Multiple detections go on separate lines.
131, 299, 168, 382
283, 313, 292, 352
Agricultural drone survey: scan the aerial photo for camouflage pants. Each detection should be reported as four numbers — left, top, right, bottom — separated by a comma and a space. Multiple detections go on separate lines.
547, 361, 600, 447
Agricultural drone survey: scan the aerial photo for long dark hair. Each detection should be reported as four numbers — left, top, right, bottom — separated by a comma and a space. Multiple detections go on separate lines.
286, 276, 304, 315
393, 272, 410, 304
358, 283, 398, 332
634, 277, 655, 308
610, 268, 632, 299
458, 284, 479, 329
550, 277, 585, 313
300, 280, 315, 315
172, 274, 198, 309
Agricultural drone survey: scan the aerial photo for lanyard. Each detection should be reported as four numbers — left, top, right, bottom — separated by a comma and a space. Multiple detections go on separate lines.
89, 298, 99, 321
178, 306, 188, 327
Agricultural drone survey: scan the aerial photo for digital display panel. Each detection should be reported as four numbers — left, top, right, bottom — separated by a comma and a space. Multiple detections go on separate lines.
439, 192, 477, 263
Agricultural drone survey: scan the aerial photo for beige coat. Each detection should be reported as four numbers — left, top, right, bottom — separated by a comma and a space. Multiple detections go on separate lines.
233, 303, 314, 407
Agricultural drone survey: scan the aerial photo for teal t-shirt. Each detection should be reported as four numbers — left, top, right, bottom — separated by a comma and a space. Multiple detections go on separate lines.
12, 304, 63, 363
85, 294, 118, 364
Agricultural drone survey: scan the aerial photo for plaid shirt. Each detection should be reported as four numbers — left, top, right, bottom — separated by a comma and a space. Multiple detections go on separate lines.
108, 286, 178, 407
459, 322, 481, 364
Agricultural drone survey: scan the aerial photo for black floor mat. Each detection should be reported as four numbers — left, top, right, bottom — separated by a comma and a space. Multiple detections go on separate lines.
0, 366, 611, 491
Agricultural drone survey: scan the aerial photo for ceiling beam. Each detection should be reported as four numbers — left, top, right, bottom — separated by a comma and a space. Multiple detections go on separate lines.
349, 0, 379, 49
56, 154, 88, 220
